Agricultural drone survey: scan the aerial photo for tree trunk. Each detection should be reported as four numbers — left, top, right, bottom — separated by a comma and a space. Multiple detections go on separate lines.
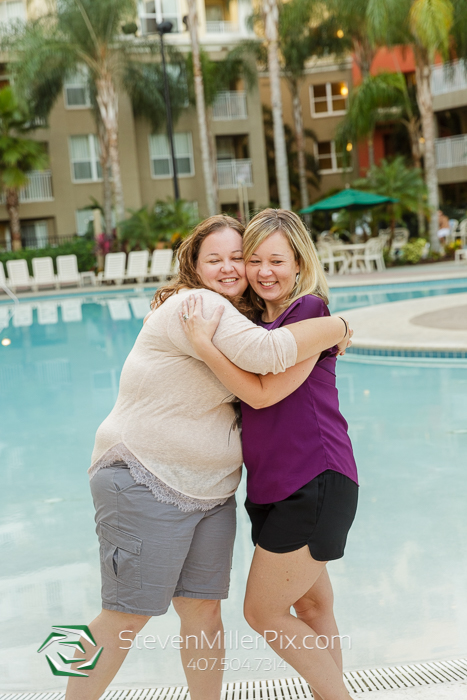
6, 188, 22, 251
95, 71, 125, 223
413, 46, 439, 250
187, 0, 218, 216
97, 115, 113, 235
368, 134, 375, 169
290, 77, 308, 211
264, 0, 291, 210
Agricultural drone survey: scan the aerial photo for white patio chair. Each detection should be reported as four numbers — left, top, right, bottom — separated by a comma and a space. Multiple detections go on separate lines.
317, 243, 350, 275
97, 252, 126, 285
6, 259, 34, 292
57, 255, 81, 288
353, 237, 386, 272
148, 249, 173, 281
125, 250, 149, 283
32, 257, 59, 291
456, 219, 467, 247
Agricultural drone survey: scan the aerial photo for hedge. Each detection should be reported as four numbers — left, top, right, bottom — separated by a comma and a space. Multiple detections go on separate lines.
0, 237, 96, 274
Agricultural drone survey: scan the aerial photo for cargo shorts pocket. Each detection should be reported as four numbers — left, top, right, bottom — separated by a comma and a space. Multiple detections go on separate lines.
98, 521, 142, 589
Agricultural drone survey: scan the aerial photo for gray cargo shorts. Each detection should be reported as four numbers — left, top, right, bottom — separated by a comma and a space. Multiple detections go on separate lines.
90, 464, 237, 616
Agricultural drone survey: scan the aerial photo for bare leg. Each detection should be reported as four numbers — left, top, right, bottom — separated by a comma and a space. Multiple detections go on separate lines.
244, 545, 352, 700
65, 609, 150, 700
172, 597, 224, 700
293, 567, 343, 700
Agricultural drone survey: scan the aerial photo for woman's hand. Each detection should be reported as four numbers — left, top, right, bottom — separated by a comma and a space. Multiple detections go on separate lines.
179, 295, 225, 354
336, 318, 353, 356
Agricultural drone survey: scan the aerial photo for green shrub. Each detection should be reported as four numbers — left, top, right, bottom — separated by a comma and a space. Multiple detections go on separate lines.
0, 237, 96, 273
400, 237, 428, 265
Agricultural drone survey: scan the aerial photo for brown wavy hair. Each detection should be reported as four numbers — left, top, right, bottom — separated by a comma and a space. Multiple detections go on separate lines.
151, 214, 250, 312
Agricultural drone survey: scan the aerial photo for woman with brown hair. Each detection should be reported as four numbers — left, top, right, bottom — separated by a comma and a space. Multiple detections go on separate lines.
66, 214, 351, 700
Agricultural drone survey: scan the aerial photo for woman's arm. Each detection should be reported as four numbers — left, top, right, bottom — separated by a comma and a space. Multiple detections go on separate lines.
179, 296, 347, 409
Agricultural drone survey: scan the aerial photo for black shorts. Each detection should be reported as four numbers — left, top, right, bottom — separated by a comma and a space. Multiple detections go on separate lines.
245, 470, 358, 561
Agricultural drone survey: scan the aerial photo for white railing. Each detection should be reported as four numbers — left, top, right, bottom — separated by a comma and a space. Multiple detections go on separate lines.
435, 135, 467, 169
431, 60, 467, 96
205, 21, 238, 33
212, 91, 247, 120
0, 171, 54, 203
217, 159, 253, 188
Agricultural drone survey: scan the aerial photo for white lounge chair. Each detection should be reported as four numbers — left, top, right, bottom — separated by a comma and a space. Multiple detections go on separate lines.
149, 249, 173, 281
97, 252, 126, 285
32, 257, 59, 291
6, 259, 34, 292
353, 237, 386, 272
125, 250, 149, 283
57, 255, 81, 288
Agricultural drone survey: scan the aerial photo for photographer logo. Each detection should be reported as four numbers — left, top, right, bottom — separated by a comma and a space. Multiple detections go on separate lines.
37, 625, 103, 677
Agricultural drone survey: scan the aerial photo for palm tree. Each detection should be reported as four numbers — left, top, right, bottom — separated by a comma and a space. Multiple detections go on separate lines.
2, 0, 186, 226
261, 0, 291, 210
354, 156, 429, 242
186, 0, 218, 216
280, 0, 347, 210
0, 87, 48, 250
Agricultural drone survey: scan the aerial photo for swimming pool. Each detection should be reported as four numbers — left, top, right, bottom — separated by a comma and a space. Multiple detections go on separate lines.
1, 278, 466, 692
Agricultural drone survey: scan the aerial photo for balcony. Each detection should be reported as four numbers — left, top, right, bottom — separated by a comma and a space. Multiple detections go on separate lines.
212, 91, 247, 120
205, 20, 237, 33
217, 159, 253, 188
431, 60, 467, 96
0, 170, 54, 203
435, 135, 467, 169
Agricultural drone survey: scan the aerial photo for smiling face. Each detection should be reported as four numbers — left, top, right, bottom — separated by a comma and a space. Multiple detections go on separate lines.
246, 230, 300, 309
195, 228, 248, 297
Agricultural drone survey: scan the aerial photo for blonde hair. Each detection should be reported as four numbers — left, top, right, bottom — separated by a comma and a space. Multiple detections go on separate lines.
243, 208, 329, 315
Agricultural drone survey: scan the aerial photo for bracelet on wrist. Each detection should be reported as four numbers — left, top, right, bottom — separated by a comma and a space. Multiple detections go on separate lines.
338, 316, 348, 339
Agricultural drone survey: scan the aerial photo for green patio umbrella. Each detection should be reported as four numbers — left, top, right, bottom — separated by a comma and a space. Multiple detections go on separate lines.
300, 188, 398, 213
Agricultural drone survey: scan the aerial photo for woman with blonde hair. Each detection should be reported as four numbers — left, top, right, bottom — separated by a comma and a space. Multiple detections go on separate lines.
181, 209, 358, 700
66, 214, 351, 700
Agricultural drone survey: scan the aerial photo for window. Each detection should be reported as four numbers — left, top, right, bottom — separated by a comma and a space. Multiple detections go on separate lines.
75, 209, 94, 235
64, 68, 91, 108
69, 135, 102, 182
315, 141, 346, 173
20, 221, 49, 249
0, 1, 26, 25
310, 82, 348, 117
139, 0, 181, 33
149, 133, 194, 178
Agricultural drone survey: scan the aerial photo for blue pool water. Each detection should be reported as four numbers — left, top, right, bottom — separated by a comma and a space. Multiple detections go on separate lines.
1, 279, 467, 692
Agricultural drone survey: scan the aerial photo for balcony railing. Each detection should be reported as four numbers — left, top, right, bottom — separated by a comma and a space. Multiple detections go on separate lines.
0, 170, 54, 203
213, 91, 247, 120
205, 21, 238, 33
431, 60, 467, 96
435, 135, 467, 169
217, 159, 253, 188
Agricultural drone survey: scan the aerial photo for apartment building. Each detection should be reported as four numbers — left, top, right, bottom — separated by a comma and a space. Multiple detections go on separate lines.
432, 60, 467, 208
0, 0, 269, 248
259, 55, 355, 202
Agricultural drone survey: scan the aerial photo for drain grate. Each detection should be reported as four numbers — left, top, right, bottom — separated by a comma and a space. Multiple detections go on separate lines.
1, 658, 466, 699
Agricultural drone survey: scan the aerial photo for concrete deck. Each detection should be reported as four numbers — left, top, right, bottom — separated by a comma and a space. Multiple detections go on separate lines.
327, 261, 467, 288
343, 293, 467, 352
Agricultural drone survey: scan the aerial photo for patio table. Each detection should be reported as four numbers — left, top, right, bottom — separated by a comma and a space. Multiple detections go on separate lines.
328, 243, 367, 274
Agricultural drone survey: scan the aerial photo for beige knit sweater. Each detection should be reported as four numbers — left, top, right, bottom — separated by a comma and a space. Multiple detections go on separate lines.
90, 288, 297, 500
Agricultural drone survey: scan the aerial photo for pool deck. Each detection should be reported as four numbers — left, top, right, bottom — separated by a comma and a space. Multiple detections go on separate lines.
343, 293, 467, 353
353, 682, 467, 699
